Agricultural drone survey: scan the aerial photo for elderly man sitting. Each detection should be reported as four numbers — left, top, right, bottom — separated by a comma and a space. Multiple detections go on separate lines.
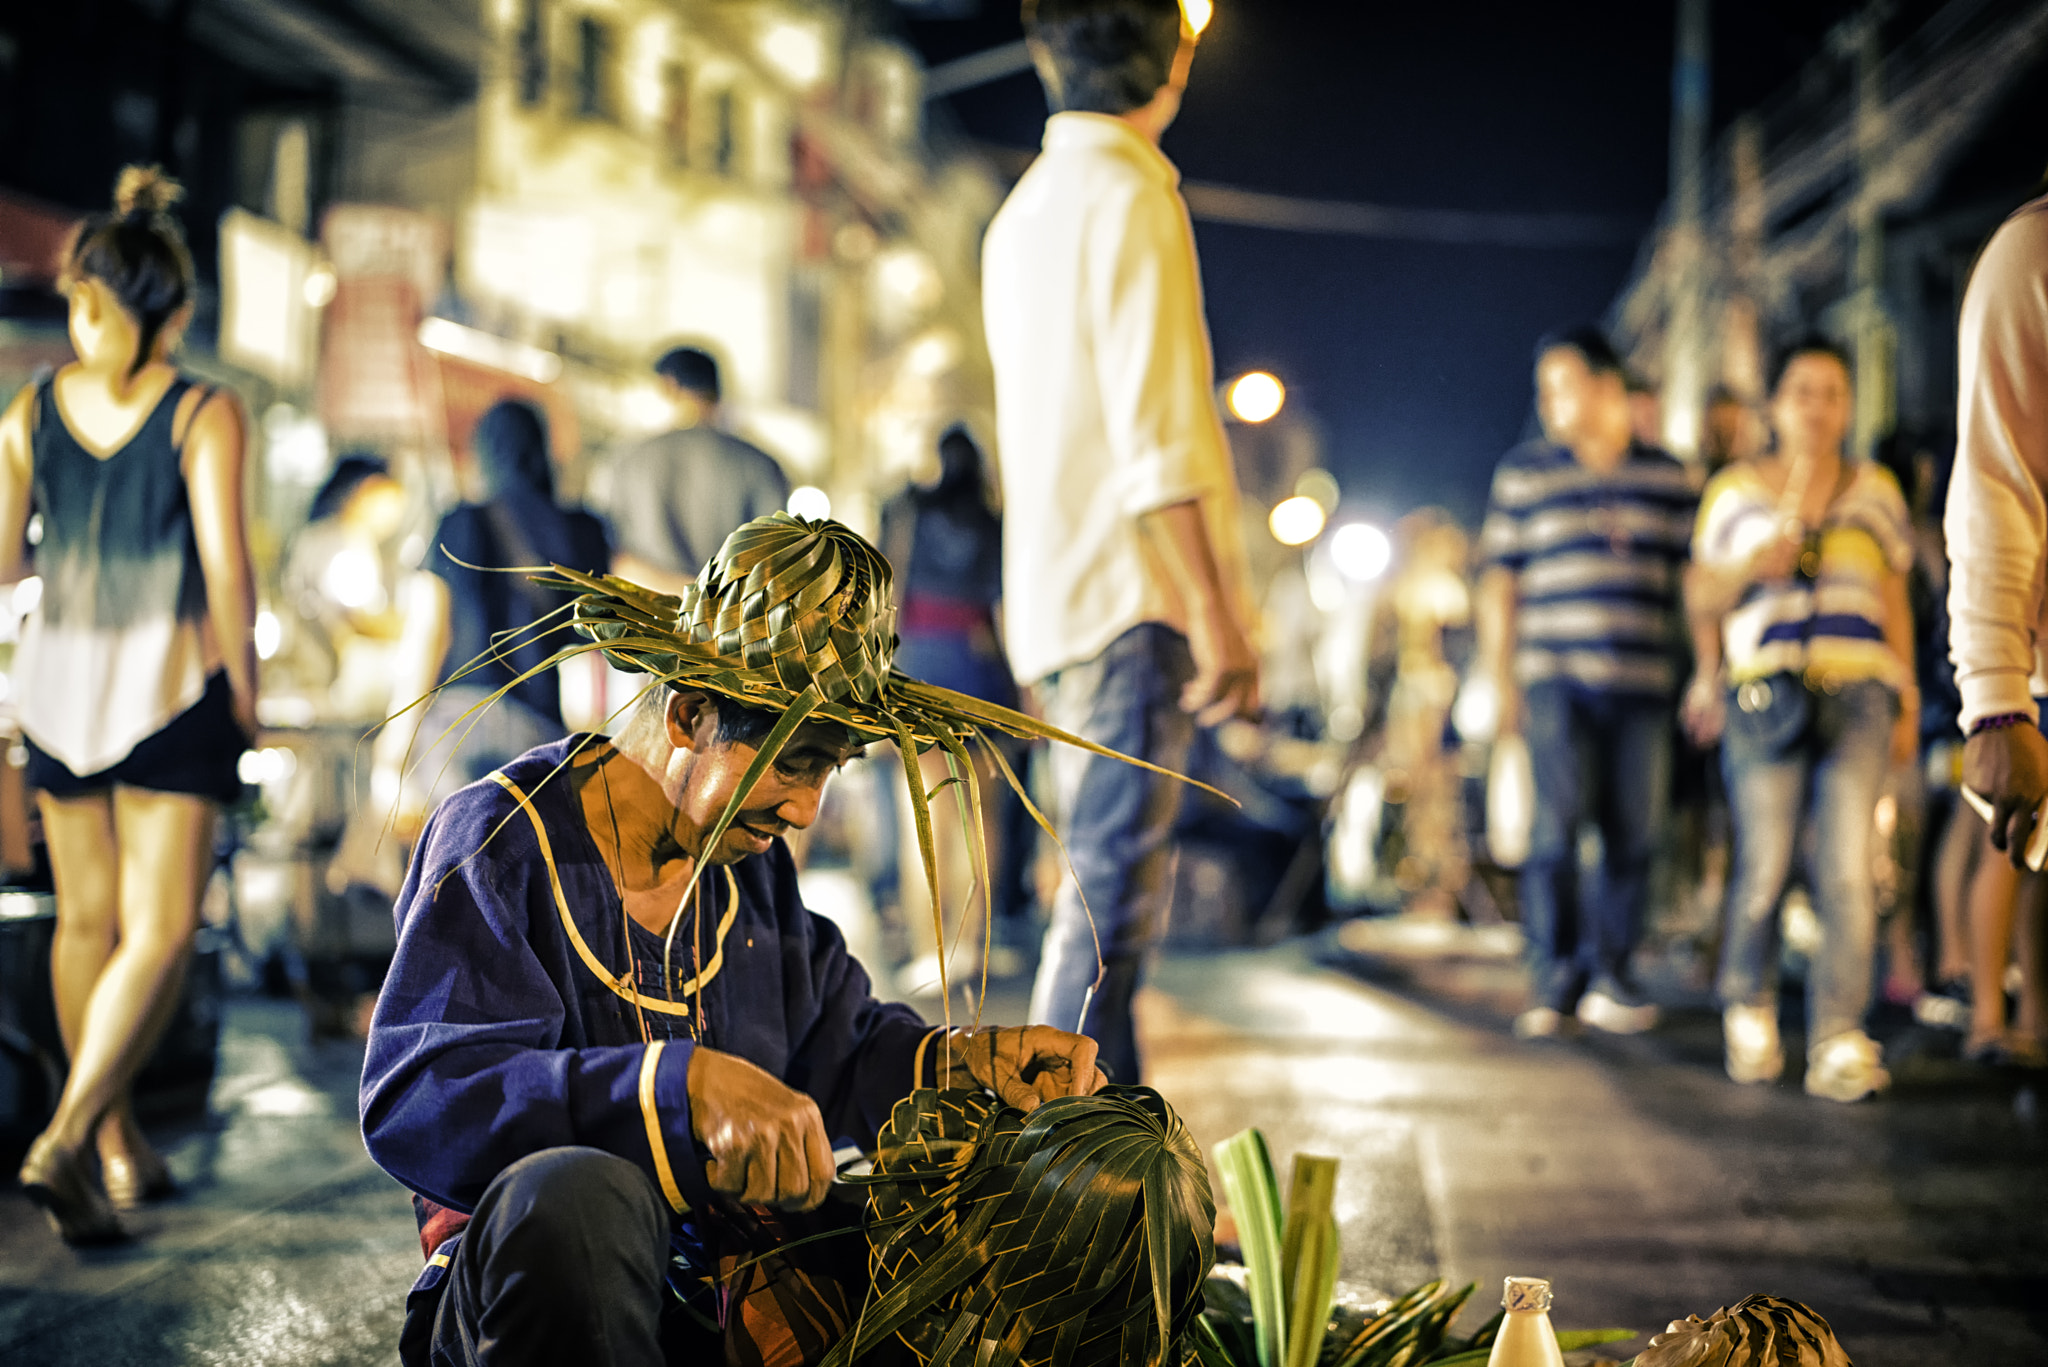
361, 515, 1112, 1367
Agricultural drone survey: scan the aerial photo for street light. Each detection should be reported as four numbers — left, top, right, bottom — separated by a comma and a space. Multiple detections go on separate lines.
1330, 522, 1392, 582
1227, 371, 1285, 424
1269, 495, 1326, 546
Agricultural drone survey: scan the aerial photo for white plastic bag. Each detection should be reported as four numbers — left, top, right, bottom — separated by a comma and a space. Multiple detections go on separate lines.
1487, 733, 1535, 869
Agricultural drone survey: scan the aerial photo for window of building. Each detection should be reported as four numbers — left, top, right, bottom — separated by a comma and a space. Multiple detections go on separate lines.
663, 62, 689, 166
517, 0, 548, 108
712, 87, 736, 177
575, 16, 616, 122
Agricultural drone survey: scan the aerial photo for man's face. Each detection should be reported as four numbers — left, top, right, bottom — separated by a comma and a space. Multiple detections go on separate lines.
664, 699, 862, 865
1535, 347, 1622, 447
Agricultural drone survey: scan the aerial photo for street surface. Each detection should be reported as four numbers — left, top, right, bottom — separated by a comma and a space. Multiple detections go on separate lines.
2, 940, 2043, 1365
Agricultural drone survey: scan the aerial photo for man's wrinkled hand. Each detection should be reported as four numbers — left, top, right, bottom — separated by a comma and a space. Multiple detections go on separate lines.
1964, 723, 2048, 864
943, 1026, 1108, 1113
688, 1047, 834, 1212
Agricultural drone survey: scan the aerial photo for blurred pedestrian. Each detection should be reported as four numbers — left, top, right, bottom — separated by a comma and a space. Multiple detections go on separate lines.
281, 455, 412, 721
1945, 189, 2048, 1066
5, 167, 258, 1242
1700, 384, 1759, 483
366, 399, 610, 835
1626, 370, 1663, 448
878, 425, 1022, 993
1479, 326, 1696, 1040
983, 0, 1258, 1083
1687, 337, 1916, 1102
594, 346, 788, 595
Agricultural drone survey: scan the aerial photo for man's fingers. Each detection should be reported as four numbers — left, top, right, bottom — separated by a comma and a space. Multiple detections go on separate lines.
802, 1113, 835, 1211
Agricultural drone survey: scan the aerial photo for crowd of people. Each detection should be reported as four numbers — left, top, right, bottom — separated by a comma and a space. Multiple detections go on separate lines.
8, 0, 2048, 1362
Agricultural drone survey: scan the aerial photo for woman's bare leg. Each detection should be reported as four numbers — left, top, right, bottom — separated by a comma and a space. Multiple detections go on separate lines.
35, 787, 214, 1154
1966, 821, 2019, 1048
1933, 800, 1979, 986
2016, 872, 2048, 1045
42, 792, 121, 1063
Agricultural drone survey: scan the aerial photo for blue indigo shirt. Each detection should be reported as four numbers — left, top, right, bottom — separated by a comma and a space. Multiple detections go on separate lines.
361, 737, 933, 1257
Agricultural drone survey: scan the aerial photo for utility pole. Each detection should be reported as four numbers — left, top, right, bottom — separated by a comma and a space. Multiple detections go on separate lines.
1846, 4, 1894, 460
1661, 0, 1711, 461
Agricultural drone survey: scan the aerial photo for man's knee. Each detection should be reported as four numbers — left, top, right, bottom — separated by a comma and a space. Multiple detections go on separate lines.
475, 1147, 668, 1271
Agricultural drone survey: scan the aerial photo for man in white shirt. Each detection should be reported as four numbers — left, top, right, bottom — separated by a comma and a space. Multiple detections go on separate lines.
1947, 194, 2048, 860
982, 0, 1258, 1084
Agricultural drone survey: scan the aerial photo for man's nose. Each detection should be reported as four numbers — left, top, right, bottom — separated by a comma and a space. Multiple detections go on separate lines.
774, 778, 828, 830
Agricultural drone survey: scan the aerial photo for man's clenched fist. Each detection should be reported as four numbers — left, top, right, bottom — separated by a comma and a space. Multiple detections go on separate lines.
687, 1047, 835, 1211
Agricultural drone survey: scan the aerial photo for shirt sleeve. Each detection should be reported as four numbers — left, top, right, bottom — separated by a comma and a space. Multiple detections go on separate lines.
1947, 204, 2048, 730
360, 803, 712, 1217
1087, 181, 1233, 518
1478, 457, 1529, 573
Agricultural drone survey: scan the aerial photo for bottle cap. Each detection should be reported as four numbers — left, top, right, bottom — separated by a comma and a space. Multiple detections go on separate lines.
1502, 1277, 1552, 1313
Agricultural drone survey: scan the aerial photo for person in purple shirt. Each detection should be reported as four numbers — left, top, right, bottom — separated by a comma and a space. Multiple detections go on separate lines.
362, 516, 1110, 1367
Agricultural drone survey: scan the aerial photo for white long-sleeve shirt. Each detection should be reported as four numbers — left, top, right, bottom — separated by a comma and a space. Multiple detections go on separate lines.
982, 113, 1248, 685
1947, 195, 2048, 730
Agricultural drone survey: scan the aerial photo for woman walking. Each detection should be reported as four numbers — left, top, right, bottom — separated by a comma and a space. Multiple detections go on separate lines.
5, 167, 258, 1241
1684, 337, 1918, 1103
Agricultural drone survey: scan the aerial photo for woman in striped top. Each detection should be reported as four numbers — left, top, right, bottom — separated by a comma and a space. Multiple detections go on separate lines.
1686, 337, 1916, 1104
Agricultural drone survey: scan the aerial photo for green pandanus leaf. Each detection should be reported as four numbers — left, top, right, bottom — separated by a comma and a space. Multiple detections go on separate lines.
1214, 1131, 1286, 1367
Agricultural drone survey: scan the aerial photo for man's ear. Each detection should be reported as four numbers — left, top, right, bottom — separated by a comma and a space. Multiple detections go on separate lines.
666, 690, 717, 752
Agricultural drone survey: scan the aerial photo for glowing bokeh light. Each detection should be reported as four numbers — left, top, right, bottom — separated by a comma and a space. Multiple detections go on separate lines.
788, 486, 832, 521
1331, 522, 1393, 582
1182, 0, 1214, 36
1228, 371, 1285, 424
1268, 495, 1327, 546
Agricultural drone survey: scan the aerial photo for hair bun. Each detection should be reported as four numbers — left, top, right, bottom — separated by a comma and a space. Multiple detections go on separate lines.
113, 165, 184, 218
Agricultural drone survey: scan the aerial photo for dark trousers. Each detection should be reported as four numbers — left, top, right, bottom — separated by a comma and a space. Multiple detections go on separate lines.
404, 1148, 684, 1367
1519, 682, 1672, 1012
402, 1148, 877, 1367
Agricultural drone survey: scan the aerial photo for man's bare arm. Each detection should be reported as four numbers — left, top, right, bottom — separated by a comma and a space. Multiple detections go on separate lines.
1475, 566, 1519, 735
1137, 499, 1258, 725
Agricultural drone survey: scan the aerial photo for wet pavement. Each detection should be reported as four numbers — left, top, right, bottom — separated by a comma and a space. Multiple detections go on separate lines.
3, 939, 2045, 1365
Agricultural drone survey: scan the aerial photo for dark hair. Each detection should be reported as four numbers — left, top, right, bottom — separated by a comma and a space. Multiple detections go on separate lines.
644, 686, 825, 750
62, 166, 196, 380
307, 455, 392, 524
1023, 0, 1183, 116
1533, 324, 1626, 379
654, 346, 721, 402
1767, 334, 1852, 396
917, 424, 991, 512
471, 398, 555, 502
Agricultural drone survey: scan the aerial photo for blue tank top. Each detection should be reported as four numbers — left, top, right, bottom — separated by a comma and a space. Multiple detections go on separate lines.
18, 373, 221, 774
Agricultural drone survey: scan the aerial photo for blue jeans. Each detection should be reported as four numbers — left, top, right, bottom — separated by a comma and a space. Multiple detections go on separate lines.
1520, 682, 1673, 1011
1718, 677, 1895, 1043
1027, 624, 1196, 1084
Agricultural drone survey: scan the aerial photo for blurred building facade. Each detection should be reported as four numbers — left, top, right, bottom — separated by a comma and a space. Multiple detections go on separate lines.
1613, 0, 2048, 461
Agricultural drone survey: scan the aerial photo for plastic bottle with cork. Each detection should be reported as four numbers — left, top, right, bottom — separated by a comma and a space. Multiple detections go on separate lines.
1485, 1276, 1564, 1367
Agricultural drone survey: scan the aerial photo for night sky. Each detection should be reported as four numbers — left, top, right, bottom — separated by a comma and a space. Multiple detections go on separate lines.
901, 0, 1866, 526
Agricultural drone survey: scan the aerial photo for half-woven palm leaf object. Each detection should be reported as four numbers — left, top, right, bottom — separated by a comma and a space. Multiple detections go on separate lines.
818, 1085, 1215, 1367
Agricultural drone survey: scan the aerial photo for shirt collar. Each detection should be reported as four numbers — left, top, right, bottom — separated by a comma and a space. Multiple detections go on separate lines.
1041, 112, 1181, 187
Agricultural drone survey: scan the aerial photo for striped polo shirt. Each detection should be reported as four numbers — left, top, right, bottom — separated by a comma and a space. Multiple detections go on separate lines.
1693, 461, 1912, 690
1479, 440, 1697, 695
